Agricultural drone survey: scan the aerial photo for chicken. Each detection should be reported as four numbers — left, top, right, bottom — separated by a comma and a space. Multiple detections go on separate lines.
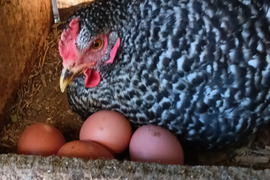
59, 0, 270, 148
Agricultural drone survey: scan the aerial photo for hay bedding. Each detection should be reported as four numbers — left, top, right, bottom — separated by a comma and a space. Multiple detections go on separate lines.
0, 26, 83, 153
0, 5, 270, 179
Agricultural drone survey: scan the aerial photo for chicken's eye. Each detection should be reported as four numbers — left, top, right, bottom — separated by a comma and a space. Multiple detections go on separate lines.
91, 39, 103, 49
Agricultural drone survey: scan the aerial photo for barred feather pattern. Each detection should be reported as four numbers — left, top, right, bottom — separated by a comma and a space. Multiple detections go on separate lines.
66, 0, 270, 148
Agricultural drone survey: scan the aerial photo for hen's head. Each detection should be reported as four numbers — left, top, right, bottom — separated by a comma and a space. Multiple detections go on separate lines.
59, 17, 120, 92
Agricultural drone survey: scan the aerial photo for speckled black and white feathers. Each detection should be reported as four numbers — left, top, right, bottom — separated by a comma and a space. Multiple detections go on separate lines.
65, 0, 270, 148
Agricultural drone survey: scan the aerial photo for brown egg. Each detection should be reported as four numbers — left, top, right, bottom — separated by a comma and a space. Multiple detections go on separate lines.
80, 110, 132, 154
17, 123, 66, 156
129, 125, 184, 165
57, 140, 114, 160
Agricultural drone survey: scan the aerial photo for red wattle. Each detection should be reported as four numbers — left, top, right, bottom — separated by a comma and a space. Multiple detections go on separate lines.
84, 69, 101, 88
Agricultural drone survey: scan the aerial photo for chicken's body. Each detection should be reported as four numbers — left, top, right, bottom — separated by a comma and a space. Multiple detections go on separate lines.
60, 0, 270, 148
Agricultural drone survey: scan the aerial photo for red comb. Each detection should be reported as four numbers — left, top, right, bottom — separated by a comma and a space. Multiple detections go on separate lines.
59, 18, 80, 65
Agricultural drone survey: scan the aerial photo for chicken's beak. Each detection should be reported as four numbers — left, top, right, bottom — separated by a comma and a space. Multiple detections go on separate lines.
60, 68, 73, 92
60, 66, 84, 92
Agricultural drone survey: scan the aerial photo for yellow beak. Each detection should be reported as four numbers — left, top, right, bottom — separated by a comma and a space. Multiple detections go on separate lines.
59, 65, 85, 92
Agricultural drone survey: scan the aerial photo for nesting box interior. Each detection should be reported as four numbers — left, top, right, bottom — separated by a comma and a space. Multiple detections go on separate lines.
0, 0, 270, 179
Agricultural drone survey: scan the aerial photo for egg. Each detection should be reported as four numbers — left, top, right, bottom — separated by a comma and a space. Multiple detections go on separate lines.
129, 125, 184, 165
80, 110, 132, 154
57, 140, 114, 160
17, 123, 66, 156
